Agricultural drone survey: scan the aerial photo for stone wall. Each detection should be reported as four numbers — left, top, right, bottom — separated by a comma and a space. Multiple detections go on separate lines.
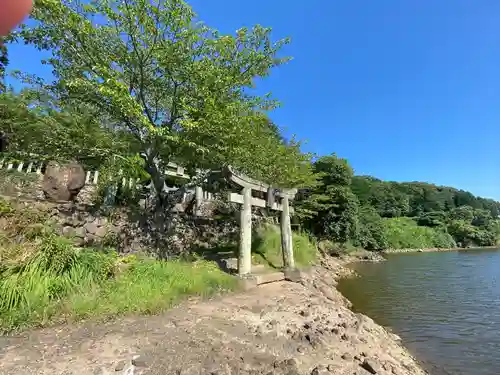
1, 196, 238, 258
0, 166, 238, 257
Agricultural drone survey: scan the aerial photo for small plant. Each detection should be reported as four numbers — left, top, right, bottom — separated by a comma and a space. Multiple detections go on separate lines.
101, 230, 120, 248
0, 198, 13, 216
120, 254, 138, 264
24, 223, 55, 240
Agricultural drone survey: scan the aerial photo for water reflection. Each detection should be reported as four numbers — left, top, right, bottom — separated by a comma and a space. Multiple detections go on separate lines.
338, 250, 500, 375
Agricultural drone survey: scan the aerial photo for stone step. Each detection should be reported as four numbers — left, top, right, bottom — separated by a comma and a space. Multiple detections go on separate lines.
254, 271, 285, 285
221, 258, 268, 273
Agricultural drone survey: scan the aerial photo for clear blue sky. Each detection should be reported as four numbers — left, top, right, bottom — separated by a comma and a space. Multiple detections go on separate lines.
8, 0, 500, 199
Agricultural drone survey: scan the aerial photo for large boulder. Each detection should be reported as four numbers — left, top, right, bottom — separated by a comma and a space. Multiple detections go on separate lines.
42, 161, 86, 202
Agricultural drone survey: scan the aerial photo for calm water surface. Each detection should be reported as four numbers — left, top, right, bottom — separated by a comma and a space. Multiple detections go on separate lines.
337, 249, 500, 375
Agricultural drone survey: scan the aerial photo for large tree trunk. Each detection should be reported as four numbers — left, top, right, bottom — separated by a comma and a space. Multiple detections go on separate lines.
142, 148, 168, 209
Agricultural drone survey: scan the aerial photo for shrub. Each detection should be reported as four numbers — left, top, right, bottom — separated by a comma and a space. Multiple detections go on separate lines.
252, 224, 317, 268
319, 239, 363, 257
0, 199, 53, 242
382, 217, 456, 249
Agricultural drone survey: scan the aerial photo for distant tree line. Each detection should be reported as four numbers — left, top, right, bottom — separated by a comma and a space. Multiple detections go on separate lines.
296, 154, 500, 251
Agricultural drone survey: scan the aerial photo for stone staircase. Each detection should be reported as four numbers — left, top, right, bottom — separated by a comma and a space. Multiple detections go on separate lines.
220, 257, 301, 290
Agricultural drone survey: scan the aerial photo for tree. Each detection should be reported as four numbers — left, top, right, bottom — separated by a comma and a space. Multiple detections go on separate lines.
18, 0, 311, 206
313, 153, 354, 186
0, 39, 7, 93
449, 205, 474, 222
351, 176, 381, 206
317, 185, 359, 243
355, 205, 388, 251
471, 209, 492, 228
368, 183, 409, 218
0, 91, 135, 169
297, 154, 359, 242
416, 211, 447, 227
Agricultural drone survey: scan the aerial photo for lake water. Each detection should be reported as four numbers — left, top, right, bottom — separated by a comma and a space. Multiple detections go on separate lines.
337, 249, 500, 375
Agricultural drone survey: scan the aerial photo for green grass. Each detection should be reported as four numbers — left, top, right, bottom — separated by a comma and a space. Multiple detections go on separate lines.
252, 224, 317, 268
383, 217, 456, 250
0, 234, 237, 332
65, 258, 237, 320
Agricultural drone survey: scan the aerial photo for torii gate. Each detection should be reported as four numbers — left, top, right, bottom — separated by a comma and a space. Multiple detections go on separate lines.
225, 166, 298, 279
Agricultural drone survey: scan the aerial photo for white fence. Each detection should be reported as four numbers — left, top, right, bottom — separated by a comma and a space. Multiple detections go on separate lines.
0, 157, 215, 201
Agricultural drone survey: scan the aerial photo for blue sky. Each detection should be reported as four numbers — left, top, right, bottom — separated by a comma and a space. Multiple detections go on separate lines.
8, 0, 500, 199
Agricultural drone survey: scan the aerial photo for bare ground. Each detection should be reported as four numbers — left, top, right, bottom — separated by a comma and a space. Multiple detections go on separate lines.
0, 257, 428, 375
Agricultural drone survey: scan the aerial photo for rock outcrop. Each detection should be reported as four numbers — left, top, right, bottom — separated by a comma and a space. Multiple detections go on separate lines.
42, 161, 86, 202
0, 256, 429, 375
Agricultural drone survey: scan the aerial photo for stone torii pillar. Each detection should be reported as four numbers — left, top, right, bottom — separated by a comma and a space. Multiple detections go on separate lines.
225, 166, 298, 277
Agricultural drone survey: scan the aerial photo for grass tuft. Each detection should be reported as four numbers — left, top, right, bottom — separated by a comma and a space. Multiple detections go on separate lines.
252, 224, 317, 268
0, 233, 237, 332
65, 259, 237, 320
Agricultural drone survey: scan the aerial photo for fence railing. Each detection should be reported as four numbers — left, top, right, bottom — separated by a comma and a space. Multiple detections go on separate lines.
0, 157, 215, 202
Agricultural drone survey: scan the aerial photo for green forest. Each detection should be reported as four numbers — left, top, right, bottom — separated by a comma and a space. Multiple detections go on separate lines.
296, 153, 500, 251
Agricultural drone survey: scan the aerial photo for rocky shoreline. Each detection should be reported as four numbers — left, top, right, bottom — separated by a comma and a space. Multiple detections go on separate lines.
0, 254, 429, 375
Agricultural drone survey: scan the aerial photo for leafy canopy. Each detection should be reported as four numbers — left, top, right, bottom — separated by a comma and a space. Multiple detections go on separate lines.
16, 0, 314, 191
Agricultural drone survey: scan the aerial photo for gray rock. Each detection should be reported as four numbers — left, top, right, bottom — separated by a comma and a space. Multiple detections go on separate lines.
62, 226, 75, 237
73, 236, 85, 246
318, 286, 336, 302
71, 217, 85, 227
114, 360, 126, 371
42, 161, 86, 202
84, 222, 99, 235
327, 364, 337, 372
74, 227, 86, 238
341, 353, 353, 361
85, 233, 97, 245
131, 356, 148, 368
360, 359, 381, 374
96, 226, 108, 238
350, 336, 361, 344
94, 217, 108, 227
274, 358, 299, 375
311, 365, 329, 375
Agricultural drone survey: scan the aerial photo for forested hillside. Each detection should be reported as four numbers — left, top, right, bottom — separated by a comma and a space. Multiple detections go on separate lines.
296, 154, 500, 251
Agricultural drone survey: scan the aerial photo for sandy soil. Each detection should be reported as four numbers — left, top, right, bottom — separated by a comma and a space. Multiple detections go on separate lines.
0, 256, 428, 375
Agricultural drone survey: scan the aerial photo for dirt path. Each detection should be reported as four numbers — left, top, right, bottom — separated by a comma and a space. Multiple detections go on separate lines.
0, 258, 427, 375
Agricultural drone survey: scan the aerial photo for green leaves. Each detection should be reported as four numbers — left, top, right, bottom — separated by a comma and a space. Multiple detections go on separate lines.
0, 91, 135, 169
0, 38, 8, 93
15, 0, 308, 201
